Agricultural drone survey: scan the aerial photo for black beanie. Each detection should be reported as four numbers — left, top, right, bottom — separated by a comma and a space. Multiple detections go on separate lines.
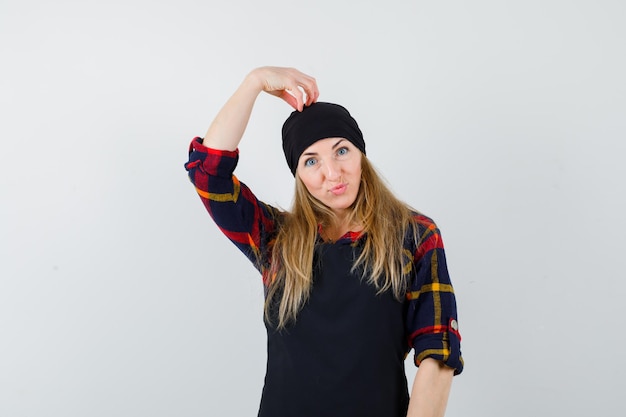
281, 102, 365, 175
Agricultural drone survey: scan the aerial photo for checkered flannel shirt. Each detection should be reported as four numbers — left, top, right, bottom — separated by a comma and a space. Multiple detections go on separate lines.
185, 137, 463, 374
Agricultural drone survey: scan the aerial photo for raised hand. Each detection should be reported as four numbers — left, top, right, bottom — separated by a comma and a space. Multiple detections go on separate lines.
250, 66, 319, 111
202, 66, 320, 151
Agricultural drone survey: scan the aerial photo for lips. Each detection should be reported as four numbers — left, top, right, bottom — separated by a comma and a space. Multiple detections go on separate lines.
330, 184, 348, 196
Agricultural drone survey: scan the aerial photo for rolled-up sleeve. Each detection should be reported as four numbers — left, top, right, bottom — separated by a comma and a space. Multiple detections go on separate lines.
184, 137, 280, 275
405, 215, 463, 375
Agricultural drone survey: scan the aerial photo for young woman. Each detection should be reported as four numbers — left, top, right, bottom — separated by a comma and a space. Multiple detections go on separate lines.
185, 66, 463, 417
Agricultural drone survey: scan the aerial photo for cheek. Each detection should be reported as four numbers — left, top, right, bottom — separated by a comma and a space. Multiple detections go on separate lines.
298, 172, 319, 193
352, 163, 363, 180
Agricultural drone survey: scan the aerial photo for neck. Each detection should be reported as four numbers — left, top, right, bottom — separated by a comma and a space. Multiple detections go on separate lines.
322, 213, 362, 242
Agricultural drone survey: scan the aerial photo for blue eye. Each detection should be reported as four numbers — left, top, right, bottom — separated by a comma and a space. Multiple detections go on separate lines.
337, 147, 348, 156
304, 158, 317, 167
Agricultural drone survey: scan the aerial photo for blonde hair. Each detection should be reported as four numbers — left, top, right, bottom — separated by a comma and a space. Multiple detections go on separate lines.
265, 154, 418, 328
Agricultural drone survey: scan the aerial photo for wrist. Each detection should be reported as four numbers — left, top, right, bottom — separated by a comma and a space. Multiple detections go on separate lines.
241, 68, 265, 94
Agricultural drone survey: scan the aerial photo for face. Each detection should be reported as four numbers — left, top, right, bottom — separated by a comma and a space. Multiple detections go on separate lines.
296, 137, 362, 216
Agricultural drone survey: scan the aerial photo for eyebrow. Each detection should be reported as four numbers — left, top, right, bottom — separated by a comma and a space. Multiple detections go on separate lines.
332, 139, 346, 149
301, 139, 346, 156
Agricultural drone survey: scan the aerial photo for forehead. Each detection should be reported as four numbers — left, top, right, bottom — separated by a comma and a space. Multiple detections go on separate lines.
301, 137, 350, 155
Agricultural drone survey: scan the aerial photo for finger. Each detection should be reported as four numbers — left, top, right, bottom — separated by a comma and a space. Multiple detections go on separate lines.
299, 76, 319, 106
286, 84, 305, 111
304, 87, 314, 106
266, 84, 303, 110
280, 90, 299, 110
304, 88, 319, 106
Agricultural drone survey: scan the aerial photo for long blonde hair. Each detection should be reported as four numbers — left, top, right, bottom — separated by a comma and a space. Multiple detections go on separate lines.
265, 154, 418, 328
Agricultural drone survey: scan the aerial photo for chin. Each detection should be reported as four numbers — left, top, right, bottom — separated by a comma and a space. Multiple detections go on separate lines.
327, 198, 357, 213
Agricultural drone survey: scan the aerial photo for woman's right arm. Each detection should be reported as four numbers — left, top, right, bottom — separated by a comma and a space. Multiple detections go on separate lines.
202, 66, 319, 151
186, 67, 318, 271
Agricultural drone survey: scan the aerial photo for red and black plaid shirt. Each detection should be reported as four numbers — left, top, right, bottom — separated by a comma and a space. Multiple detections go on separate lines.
185, 137, 463, 375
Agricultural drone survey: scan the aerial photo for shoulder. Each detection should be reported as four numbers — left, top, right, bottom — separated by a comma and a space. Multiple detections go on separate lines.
407, 211, 445, 260
408, 211, 440, 237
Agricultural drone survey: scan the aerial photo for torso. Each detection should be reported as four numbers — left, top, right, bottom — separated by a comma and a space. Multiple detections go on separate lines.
258, 235, 409, 417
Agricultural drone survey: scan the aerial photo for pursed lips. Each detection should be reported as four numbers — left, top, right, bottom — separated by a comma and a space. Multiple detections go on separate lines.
329, 183, 348, 195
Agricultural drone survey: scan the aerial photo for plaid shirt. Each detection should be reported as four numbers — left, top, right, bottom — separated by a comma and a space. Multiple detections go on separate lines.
185, 137, 463, 374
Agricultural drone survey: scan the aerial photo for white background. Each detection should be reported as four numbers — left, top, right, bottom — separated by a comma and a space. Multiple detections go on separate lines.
1, 0, 625, 416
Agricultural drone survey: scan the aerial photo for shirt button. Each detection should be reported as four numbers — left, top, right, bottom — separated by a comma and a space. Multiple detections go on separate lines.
450, 319, 459, 331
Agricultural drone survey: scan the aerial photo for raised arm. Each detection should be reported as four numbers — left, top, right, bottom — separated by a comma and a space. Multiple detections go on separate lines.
203, 66, 319, 151
186, 67, 319, 272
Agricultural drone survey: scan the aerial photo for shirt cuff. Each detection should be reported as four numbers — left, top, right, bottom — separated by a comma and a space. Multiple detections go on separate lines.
186, 137, 239, 177
412, 318, 464, 375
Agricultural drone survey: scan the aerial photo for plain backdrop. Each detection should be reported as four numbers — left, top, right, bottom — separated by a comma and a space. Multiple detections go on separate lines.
1, 0, 625, 416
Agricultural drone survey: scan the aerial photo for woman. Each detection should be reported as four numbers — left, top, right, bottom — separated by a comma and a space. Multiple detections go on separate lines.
185, 67, 463, 417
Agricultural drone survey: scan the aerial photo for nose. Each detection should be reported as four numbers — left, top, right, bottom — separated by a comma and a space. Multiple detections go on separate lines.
324, 159, 341, 181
